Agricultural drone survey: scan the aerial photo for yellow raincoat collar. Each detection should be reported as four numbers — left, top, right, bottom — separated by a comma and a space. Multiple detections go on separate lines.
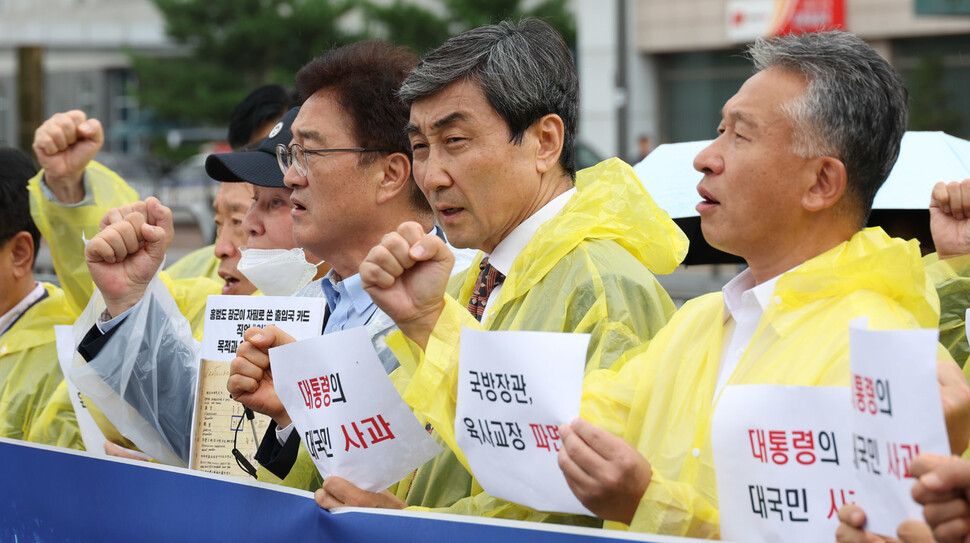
0, 283, 72, 356
771, 227, 939, 331
461, 158, 688, 306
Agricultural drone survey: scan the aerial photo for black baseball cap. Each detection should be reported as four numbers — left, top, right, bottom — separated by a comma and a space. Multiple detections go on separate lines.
204, 106, 299, 188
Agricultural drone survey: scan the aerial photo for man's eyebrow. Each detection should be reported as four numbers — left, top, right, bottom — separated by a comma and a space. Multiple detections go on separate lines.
725, 109, 758, 129
215, 201, 248, 214
294, 127, 322, 142
406, 112, 469, 137
432, 112, 467, 131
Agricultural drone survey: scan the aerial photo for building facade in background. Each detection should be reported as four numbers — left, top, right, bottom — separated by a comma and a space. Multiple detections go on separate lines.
578, 0, 970, 161
0, 0, 174, 155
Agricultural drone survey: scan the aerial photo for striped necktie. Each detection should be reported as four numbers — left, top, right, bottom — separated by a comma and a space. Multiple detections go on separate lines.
467, 257, 506, 322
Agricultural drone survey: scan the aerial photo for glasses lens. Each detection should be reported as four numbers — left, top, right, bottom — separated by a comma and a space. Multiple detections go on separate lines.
276, 144, 290, 175
293, 143, 308, 177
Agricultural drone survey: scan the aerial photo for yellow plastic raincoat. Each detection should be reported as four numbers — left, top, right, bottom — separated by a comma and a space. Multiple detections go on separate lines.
26, 380, 84, 450
28, 161, 140, 315
384, 158, 688, 520
580, 228, 942, 538
166, 244, 221, 283
0, 283, 79, 444
925, 253, 970, 369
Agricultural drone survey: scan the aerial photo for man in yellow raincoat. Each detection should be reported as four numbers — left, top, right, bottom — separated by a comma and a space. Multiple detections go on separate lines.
322, 18, 688, 522
546, 31, 970, 538
0, 146, 79, 447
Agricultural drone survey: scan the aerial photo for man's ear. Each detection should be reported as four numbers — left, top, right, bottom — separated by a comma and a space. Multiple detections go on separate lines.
802, 156, 847, 212
9, 231, 35, 278
376, 152, 413, 205
534, 113, 565, 174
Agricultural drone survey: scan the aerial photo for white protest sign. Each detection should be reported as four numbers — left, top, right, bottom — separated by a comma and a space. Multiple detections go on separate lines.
712, 321, 950, 541
199, 295, 324, 361
713, 385, 850, 542
848, 318, 950, 536
455, 328, 593, 516
270, 326, 441, 492
190, 295, 324, 477
54, 325, 108, 455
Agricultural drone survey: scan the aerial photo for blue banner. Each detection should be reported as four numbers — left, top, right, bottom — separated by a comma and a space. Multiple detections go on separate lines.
0, 439, 693, 542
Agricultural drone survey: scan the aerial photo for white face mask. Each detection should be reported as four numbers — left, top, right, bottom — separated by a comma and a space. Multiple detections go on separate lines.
237, 247, 324, 297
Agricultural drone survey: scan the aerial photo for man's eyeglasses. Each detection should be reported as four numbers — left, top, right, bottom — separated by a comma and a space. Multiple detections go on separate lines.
276, 142, 392, 177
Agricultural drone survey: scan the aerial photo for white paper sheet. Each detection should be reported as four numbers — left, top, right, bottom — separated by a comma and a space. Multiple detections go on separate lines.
847, 318, 950, 535
199, 295, 325, 362
270, 326, 441, 492
712, 385, 851, 542
54, 325, 108, 455
712, 320, 950, 541
455, 328, 593, 516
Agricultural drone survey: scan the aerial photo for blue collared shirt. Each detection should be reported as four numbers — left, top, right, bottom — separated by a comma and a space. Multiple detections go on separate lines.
319, 270, 377, 334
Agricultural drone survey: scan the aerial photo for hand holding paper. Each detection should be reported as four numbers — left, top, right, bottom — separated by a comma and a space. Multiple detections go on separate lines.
314, 476, 406, 510
835, 504, 935, 543
937, 359, 970, 454
228, 325, 295, 426
104, 442, 153, 462
360, 221, 454, 349
910, 453, 970, 542
558, 418, 651, 524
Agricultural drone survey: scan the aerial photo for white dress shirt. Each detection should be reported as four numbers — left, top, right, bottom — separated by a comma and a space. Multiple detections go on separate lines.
713, 268, 785, 401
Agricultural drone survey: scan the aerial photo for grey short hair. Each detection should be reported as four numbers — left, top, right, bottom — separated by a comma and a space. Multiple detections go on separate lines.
748, 31, 908, 225
399, 18, 579, 178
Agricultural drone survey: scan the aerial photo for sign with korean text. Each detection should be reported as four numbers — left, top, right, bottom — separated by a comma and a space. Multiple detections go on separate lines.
726, 0, 846, 43
199, 295, 324, 362
455, 328, 593, 516
190, 295, 325, 478
270, 326, 441, 492
712, 321, 949, 541
847, 320, 950, 534
713, 386, 850, 541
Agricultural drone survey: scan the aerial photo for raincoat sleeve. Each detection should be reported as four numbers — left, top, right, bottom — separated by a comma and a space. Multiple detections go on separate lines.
577, 358, 722, 536
165, 244, 222, 283
27, 161, 141, 315
71, 274, 210, 467
387, 296, 480, 471
620, 470, 720, 537
925, 253, 970, 369
25, 380, 84, 450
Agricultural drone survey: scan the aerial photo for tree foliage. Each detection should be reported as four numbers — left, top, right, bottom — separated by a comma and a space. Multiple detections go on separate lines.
361, 0, 576, 55
132, 0, 359, 125
132, 0, 576, 127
